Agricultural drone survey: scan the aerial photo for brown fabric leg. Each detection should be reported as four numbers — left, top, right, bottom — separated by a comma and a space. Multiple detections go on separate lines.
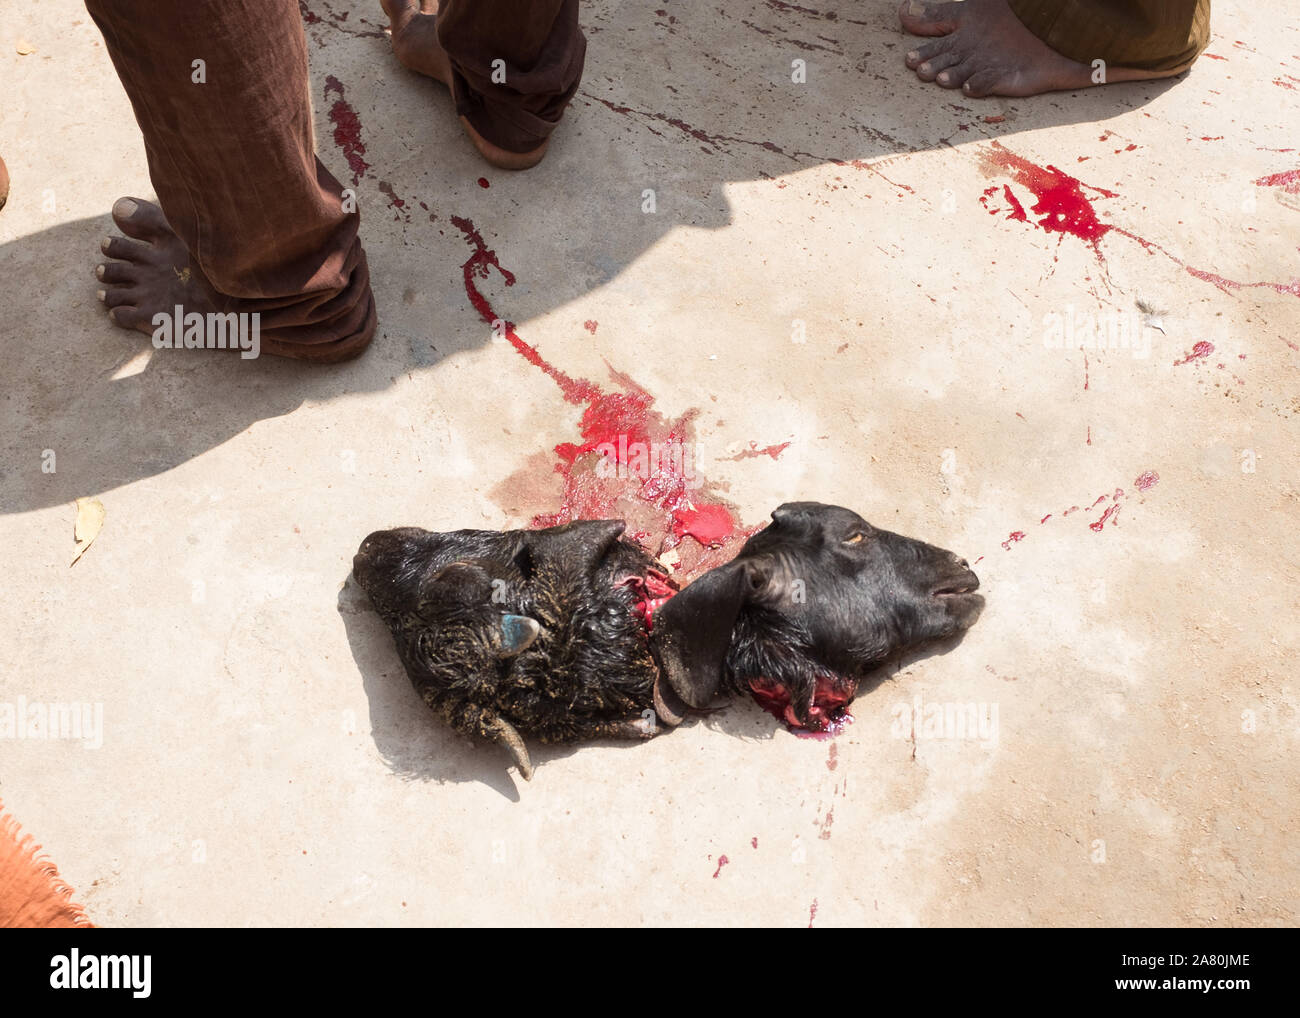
84, 0, 376, 362
437, 0, 587, 154
1007, 0, 1211, 73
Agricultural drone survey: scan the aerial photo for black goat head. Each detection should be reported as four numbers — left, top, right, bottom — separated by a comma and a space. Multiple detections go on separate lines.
353, 520, 675, 780
650, 502, 984, 732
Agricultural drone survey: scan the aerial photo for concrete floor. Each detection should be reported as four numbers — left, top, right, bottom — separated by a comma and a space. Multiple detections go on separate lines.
1, 0, 1297, 926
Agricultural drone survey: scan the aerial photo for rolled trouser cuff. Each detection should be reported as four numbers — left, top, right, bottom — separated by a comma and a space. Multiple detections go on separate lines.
438, 0, 587, 154
1007, 0, 1211, 74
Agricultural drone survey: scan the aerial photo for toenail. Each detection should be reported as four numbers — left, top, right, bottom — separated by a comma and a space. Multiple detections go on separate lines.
101, 237, 112, 253
908, 0, 926, 14
113, 197, 138, 218
907, 50, 918, 61
919, 62, 930, 72
938, 71, 950, 83
95, 264, 105, 280
96, 289, 106, 302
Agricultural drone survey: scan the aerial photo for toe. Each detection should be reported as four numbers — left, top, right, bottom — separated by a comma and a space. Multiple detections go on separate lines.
936, 58, 979, 89
899, 0, 961, 36
380, 0, 417, 19
905, 37, 952, 70
107, 305, 151, 333
962, 68, 1008, 97
100, 285, 136, 310
111, 197, 169, 240
101, 234, 154, 263
96, 261, 137, 285
917, 50, 963, 82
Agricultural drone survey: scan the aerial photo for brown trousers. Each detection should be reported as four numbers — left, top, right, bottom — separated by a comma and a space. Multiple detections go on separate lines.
85, 0, 585, 362
1009, 0, 1212, 73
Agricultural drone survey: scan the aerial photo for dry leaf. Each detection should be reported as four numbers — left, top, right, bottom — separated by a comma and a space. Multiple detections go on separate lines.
16, 39, 35, 55
71, 497, 105, 566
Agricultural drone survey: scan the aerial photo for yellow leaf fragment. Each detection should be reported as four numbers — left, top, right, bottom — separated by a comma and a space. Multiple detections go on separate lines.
71, 497, 105, 566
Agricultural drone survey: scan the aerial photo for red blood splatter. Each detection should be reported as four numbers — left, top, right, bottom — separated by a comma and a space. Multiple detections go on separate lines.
728, 441, 792, 461
583, 320, 598, 334
982, 144, 1300, 306
1182, 264, 1300, 299
751, 837, 758, 849
323, 75, 369, 184
979, 141, 1116, 255
1203, 52, 1226, 60
712, 855, 729, 878
451, 216, 750, 576
997, 474, 1156, 553
818, 807, 834, 841
377, 181, 409, 222
808, 899, 819, 928
586, 91, 913, 193
671, 505, 734, 547
1200, 136, 1224, 142
826, 743, 838, 771
979, 184, 1026, 222
1256, 168, 1300, 195
1173, 341, 1214, 365
299, 1, 322, 24
477, 177, 490, 189
1083, 351, 1089, 390
1274, 76, 1300, 91
983, 115, 1006, 124
1089, 503, 1121, 532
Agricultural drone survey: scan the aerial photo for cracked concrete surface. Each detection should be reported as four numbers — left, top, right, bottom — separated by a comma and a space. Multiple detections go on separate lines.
0, 1, 1296, 926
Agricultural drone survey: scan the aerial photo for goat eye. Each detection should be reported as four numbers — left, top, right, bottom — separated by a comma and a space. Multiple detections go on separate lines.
844, 533, 866, 545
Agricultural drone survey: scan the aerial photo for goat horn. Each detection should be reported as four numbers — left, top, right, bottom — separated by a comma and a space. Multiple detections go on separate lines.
498, 614, 541, 657
489, 716, 533, 781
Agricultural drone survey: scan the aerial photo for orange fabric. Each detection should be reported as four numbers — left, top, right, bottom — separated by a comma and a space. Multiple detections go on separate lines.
0, 801, 93, 928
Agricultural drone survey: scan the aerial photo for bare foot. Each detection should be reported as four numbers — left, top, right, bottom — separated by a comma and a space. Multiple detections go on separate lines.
95, 197, 229, 334
899, 0, 1179, 97
381, 0, 451, 85
380, 0, 550, 170
0, 155, 9, 212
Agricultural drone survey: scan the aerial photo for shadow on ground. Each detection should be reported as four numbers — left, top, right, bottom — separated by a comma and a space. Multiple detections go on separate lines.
340, 562, 979, 796
0, 1, 1185, 516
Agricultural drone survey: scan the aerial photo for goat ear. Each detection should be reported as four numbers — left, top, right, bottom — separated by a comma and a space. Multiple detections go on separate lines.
417, 562, 497, 620
650, 558, 763, 719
